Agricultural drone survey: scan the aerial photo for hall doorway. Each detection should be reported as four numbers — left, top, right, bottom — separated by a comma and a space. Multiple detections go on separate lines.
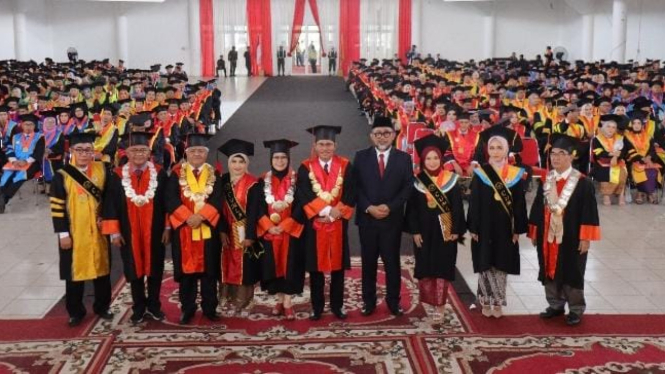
292, 25, 321, 75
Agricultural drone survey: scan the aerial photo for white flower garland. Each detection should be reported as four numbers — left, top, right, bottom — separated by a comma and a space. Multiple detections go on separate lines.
121, 162, 158, 207
264, 170, 296, 211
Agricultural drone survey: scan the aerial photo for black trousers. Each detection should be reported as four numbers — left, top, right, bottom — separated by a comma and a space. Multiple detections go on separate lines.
359, 225, 402, 309
246, 63, 252, 76
277, 59, 285, 75
309, 270, 344, 313
130, 275, 163, 315
179, 274, 218, 316
309, 59, 317, 73
329, 59, 337, 74
65, 275, 111, 319
230, 61, 237, 76
216, 67, 227, 77
1, 180, 26, 202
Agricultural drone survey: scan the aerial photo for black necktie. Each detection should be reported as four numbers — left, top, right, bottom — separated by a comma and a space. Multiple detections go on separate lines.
323, 163, 329, 175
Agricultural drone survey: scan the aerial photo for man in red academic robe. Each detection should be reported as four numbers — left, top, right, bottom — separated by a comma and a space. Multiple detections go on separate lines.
528, 134, 601, 326
297, 125, 355, 320
102, 132, 170, 324
444, 112, 479, 177
166, 133, 223, 324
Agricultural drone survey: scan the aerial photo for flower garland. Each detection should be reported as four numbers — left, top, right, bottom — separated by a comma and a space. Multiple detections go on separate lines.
179, 163, 216, 209
309, 168, 343, 204
121, 162, 158, 207
264, 170, 296, 211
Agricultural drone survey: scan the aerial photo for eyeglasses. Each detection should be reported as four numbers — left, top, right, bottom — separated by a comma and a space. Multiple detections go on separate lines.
128, 148, 151, 154
71, 148, 94, 155
186, 148, 208, 154
372, 131, 394, 138
550, 151, 570, 157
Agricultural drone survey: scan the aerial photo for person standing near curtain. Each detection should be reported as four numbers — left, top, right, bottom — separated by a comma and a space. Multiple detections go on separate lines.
228, 47, 238, 77
244, 47, 252, 77
328, 47, 338, 76
276, 46, 286, 77
468, 129, 528, 319
308, 43, 318, 74
353, 116, 412, 317
297, 126, 355, 321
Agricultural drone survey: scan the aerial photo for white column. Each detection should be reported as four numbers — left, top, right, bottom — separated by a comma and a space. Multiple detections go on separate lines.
116, 14, 129, 66
611, 0, 627, 63
411, 0, 421, 50
581, 14, 594, 61
188, 0, 202, 77
13, 12, 27, 60
483, 12, 496, 59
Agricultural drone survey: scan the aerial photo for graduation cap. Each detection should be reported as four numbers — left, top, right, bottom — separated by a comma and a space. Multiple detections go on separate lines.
19, 113, 40, 124
372, 116, 393, 129
150, 64, 161, 72
0, 105, 9, 113
631, 97, 652, 110
69, 131, 98, 147
218, 138, 254, 157
263, 139, 299, 155
176, 62, 184, 67
595, 97, 612, 106
152, 105, 169, 114
39, 110, 57, 119
185, 133, 212, 148
97, 103, 117, 115
121, 131, 151, 148
549, 133, 579, 155
70, 102, 88, 113
560, 104, 580, 115
128, 113, 152, 128
480, 125, 517, 146
629, 110, 648, 122
306, 125, 342, 142
600, 114, 627, 130
414, 134, 449, 157
457, 112, 471, 120
165, 64, 174, 70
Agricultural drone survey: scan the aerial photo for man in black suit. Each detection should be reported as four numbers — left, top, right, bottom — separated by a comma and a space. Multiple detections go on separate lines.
353, 116, 414, 316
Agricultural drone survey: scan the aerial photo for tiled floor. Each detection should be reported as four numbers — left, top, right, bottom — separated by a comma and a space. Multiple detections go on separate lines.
457, 199, 665, 315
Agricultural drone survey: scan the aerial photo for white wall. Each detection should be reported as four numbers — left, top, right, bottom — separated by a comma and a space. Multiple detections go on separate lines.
0, 0, 191, 71
419, 0, 665, 62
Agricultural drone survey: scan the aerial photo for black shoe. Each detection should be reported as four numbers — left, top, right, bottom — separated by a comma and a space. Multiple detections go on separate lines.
360, 305, 376, 316
130, 312, 144, 324
68, 316, 83, 327
0, 197, 5, 214
539, 307, 565, 319
179, 311, 195, 325
97, 311, 114, 320
309, 310, 322, 321
331, 309, 347, 320
204, 312, 221, 322
389, 306, 404, 317
566, 312, 581, 326
145, 309, 165, 321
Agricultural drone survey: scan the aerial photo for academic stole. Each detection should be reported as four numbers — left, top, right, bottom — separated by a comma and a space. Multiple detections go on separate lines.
417, 171, 454, 241
222, 174, 262, 259
480, 164, 515, 234
596, 134, 623, 185
625, 131, 659, 184
184, 164, 212, 241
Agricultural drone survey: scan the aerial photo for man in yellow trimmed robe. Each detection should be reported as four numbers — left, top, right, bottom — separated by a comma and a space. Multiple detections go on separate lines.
50, 132, 113, 327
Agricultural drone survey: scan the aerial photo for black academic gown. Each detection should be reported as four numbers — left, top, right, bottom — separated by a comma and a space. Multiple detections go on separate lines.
257, 177, 306, 295
165, 165, 223, 282
467, 165, 528, 275
529, 176, 600, 289
405, 174, 467, 281
102, 165, 168, 282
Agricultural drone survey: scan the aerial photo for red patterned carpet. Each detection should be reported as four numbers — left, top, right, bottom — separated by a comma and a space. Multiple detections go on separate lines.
1, 258, 665, 373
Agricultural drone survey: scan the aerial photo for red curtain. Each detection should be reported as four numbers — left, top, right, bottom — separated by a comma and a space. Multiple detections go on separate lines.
289, 0, 307, 55
307, 0, 326, 56
339, 0, 360, 75
398, 0, 412, 62
199, 0, 215, 77
247, 0, 273, 76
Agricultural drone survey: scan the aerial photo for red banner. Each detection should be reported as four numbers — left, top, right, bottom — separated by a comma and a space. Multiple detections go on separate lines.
339, 0, 360, 75
247, 0, 274, 76
398, 0, 412, 63
199, 0, 215, 77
